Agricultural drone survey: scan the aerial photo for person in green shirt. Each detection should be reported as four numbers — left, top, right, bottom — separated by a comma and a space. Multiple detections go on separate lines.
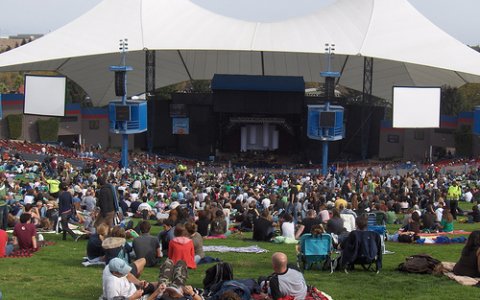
447, 180, 462, 219
41, 172, 61, 198
439, 208, 454, 232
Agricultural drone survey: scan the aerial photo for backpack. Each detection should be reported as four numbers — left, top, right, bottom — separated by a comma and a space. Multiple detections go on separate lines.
210, 280, 252, 300
397, 254, 441, 274
203, 262, 234, 292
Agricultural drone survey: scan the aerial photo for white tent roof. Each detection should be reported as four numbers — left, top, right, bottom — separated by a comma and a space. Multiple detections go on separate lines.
1, 0, 480, 106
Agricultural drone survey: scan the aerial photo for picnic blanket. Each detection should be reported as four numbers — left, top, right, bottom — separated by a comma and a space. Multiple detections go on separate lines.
7, 229, 84, 235
204, 234, 227, 239
5, 248, 35, 258
416, 236, 467, 245
203, 245, 268, 254
416, 230, 471, 238
3, 241, 56, 258
442, 262, 480, 286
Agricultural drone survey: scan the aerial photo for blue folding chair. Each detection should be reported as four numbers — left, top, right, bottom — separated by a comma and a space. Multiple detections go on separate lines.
365, 211, 391, 254
297, 233, 335, 273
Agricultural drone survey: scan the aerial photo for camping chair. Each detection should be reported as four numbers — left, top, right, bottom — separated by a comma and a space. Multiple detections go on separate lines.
367, 213, 389, 254
367, 212, 386, 226
340, 214, 356, 232
368, 225, 390, 254
340, 230, 382, 273
297, 233, 335, 273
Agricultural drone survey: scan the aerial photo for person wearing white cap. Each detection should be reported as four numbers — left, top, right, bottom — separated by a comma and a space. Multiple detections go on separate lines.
102, 258, 144, 300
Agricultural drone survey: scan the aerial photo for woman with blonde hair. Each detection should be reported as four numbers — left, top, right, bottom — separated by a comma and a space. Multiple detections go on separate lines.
86, 223, 109, 261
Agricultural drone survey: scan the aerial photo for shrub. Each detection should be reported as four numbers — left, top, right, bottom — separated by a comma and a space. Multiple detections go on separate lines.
6, 114, 22, 139
37, 118, 59, 142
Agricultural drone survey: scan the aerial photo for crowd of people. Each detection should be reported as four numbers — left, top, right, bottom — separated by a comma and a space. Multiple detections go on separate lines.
0, 140, 479, 298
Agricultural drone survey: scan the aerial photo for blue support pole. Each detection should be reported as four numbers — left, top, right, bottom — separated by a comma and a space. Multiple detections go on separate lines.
322, 140, 329, 176
321, 101, 331, 176
122, 134, 128, 169
121, 64, 128, 169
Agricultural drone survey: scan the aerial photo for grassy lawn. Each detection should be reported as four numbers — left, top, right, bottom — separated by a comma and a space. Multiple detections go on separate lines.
0, 218, 479, 300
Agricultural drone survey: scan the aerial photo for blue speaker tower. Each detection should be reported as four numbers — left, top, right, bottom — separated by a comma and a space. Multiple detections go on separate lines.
307, 44, 344, 176
109, 39, 147, 169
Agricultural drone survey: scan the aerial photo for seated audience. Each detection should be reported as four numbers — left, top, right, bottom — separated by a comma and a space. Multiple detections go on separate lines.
281, 213, 295, 239
0, 228, 13, 257
102, 226, 146, 279
102, 258, 155, 300
253, 209, 275, 242
240, 202, 259, 232
421, 205, 437, 231
295, 209, 322, 239
158, 219, 175, 257
403, 211, 421, 234
326, 208, 344, 236
168, 224, 196, 269
453, 230, 480, 278
260, 252, 307, 300
133, 221, 162, 267
185, 221, 205, 264
150, 258, 203, 300
467, 205, 480, 223
297, 224, 326, 254
210, 210, 227, 236
86, 223, 109, 261
13, 213, 37, 250
196, 210, 211, 237
439, 208, 454, 232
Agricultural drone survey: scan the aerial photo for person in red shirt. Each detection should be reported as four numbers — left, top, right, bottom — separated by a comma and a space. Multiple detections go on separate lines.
13, 214, 37, 250
168, 224, 196, 269
0, 229, 13, 257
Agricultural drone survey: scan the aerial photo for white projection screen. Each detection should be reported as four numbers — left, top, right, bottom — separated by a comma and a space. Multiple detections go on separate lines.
393, 86, 441, 128
24, 75, 66, 116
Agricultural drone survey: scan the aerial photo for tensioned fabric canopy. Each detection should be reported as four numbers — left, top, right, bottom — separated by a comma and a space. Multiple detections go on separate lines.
0, 0, 480, 106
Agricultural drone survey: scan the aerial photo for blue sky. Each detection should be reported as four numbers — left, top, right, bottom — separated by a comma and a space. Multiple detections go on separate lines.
0, 0, 479, 45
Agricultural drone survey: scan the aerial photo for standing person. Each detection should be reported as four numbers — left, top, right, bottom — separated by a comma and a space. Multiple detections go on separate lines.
446, 180, 461, 219
41, 172, 61, 199
260, 252, 307, 300
0, 175, 8, 230
132, 221, 162, 267
0, 196, 7, 231
95, 176, 117, 227
58, 182, 79, 241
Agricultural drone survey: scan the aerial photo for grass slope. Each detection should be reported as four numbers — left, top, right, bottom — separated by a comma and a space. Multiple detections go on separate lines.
0, 220, 479, 299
